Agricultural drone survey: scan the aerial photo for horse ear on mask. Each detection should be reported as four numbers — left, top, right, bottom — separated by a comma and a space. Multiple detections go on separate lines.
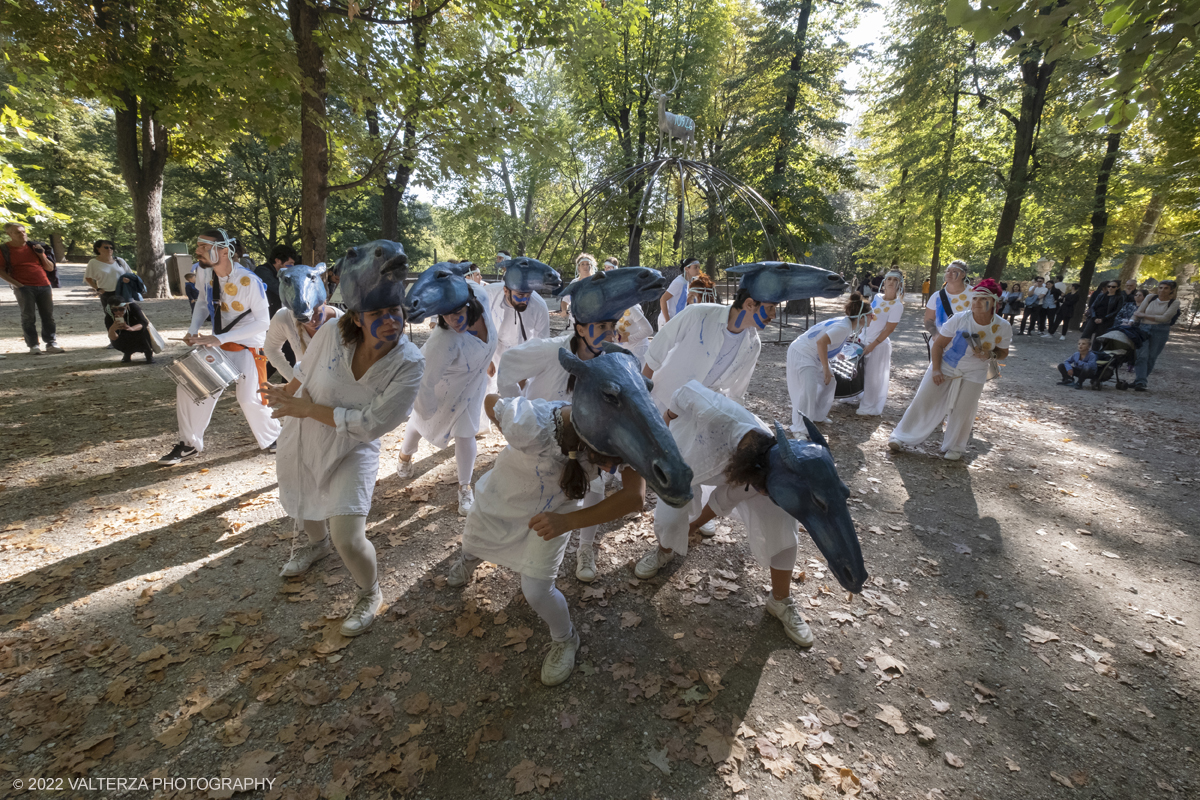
557, 347, 586, 376
314, 262, 327, 276
802, 415, 829, 450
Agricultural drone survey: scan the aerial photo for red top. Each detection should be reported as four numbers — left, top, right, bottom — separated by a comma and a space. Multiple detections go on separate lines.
4, 244, 52, 287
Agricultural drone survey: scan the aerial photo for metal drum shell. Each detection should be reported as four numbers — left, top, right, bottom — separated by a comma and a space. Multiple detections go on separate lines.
166, 347, 240, 403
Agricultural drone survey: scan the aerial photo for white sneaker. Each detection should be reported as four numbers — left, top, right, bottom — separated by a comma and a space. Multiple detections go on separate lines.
887, 439, 903, 453
575, 544, 597, 582
765, 595, 814, 647
44, 343, 65, 354
1059, 335, 1065, 340
541, 629, 580, 686
280, 536, 332, 577
447, 554, 476, 588
634, 547, 674, 580
697, 519, 718, 538
29, 346, 43, 355
396, 455, 414, 479
1040, 333, 1050, 338
943, 450, 963, 461
340, 583, 383, 637
457, 484, 475, 517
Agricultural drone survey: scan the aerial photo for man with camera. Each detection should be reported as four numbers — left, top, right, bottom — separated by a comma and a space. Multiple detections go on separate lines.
1, 223, 64, 355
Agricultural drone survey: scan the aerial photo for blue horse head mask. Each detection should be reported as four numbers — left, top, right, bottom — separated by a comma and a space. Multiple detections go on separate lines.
558, 344, 693, 509
727, 262, 848, 303
765, 418, 867, 593
335, 240, 409, 313
279, 263, 328, 322
404, 262, 473, 323
554, 267, 666, 324
499, 257, 562, 294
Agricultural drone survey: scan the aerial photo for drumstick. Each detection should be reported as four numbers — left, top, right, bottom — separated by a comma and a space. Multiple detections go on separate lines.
168, 337, 191, 341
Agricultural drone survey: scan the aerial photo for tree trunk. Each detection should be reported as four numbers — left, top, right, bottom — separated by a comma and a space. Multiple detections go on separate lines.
1118, 191, 1165, 283
113, 90, 169, 297
771, 0, 813, 192
50, 234, 65, 263
1071, 132, 1122, 329
290, 0, 329, 266
929, 75, 961, 287
889, 168, 909, 267
983, 51, 1056, 280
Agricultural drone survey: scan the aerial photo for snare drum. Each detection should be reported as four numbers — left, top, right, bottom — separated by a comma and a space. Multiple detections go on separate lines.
166, 347, 241, 403
831, 342, 864, 399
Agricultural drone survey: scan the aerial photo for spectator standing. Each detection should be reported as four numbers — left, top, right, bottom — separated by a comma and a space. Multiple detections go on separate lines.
1019, 276, 1048, 335
921, 277, 931, 305
1131, 281, 1180, 392
1051, 283, 1079, 338
256, 244, 297, 320
1001, 282, 1023, 324
84, 240, 133, 325
0, 223, 64, 354
1057, 338, 1097, 387
106, 299, 155, 363
1041, 279, 1061, 337
184, 271, 200, 312
1081, 281, 1124, 341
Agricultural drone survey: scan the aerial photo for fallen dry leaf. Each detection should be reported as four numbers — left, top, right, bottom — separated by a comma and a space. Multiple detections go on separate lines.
874, 704, 908, 735
914, 724, 937, 744
944, 751, 964, 768
155, 718, 192, 749
620, 611, 642, 629
1005, 757, 1020, 772
1050, 771, 1075, 788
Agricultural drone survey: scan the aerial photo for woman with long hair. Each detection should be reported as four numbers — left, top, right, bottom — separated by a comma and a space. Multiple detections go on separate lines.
561, 253, 597, 318
785, 293, 871, 427
397, 286, 496, 516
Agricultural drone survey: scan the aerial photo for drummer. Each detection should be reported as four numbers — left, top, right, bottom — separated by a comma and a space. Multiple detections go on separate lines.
785, 292, 870, 427
158, 229, 281, 466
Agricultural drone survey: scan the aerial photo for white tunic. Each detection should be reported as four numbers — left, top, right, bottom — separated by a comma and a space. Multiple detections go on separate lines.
656, 274, 689, 328
187, 264, 271, 348
616, 304, 654, 365
480, 282, 551, 396
644, 303, 761, 413
788, 317, 855, 370
263, 306, 344, 382
863, 293, 904, 343
497, 332, 574, 403
937, 310, 1012, 385
462, 398, 596, 579
926, 287, 971, 327
277, 323, 424, 519
410, 303, 499, 446
786, 317, 855, 429
856, 294, 905, 416
654, 382, 799, 566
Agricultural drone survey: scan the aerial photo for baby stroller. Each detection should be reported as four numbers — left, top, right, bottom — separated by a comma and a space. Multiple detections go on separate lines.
1091, 326, 1146, 390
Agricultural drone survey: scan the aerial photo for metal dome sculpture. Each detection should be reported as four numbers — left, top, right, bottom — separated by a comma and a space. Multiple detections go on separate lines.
535, 156, 804, 275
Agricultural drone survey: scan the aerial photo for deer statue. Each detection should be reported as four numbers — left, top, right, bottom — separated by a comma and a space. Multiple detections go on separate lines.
645, 69, 695, 159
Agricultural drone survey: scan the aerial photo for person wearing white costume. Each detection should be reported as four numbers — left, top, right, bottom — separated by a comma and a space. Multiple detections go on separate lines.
480, 278, 551, 397
889, 279, 1011, 461
263, 266, 344, 381
265, 285, 424, 637
158, 229, 281, 466
560, 253, 596, 321
635, 382, 835, 647
498, 268, 662, 583
924, 259, 971, 335
657, 257, 702, 329
614, 301, 654, 366
854, 270, 905, 416
642, 286, 774, 415
786, 292, 870, 427
397, 287, 497, 516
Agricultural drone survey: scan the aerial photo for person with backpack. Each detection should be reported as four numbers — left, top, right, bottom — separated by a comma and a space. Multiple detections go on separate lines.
0, 222, 64, 354
923, 260, 971, 337
1131, 281, 1181, 392
85, 239, 133, 326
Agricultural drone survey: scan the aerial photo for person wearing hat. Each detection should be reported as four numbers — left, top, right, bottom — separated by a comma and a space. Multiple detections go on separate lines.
262, 250, 424, 638
924, 259, 971, 336
445, 347, 693, 686
658, 257, 702, 327
498, 268, 665, 582
786, 292, 871, 426
889, 278, 1011, 461
480, 258, 553, 396
158, 229, 281, 466
634, 381, 867, 648
105, 298, 155, 363
397, 273, 497, 516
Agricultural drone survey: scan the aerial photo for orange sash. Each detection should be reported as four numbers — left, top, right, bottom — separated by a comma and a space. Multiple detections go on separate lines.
220, 343, 270, 404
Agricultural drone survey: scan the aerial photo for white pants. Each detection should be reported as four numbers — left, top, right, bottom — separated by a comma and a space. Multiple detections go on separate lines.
856, 339, 892, 416
788, 365, 836, 430
890, 364, 984, 454
177, 348, 280, 451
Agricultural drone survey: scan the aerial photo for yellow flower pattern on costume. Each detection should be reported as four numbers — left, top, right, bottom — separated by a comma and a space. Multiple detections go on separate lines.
950, 290, 970, 313
231, 301, 244, 312
240, 276, 252, 287
220, 302, 230, 312
224, 282, 238, 296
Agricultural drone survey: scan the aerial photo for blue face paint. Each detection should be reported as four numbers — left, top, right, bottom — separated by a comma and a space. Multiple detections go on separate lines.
448, 309, 469, 333
368, 312, 402, 348
753, 305, 771, 329
734, 310, 746, 328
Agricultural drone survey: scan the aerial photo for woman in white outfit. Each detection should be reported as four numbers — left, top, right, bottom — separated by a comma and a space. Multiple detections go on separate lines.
265, 295, 424, 638
786, 293, 870, 428
657, 257, 702, 329
560, 253, 596, 320
615, 302, 654, 366
888, 279, 1010, 461
855, 270, 905, 416
397, 287, 497, 515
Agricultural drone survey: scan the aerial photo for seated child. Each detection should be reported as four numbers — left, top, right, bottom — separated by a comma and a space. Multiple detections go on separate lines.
1058, 338, 1097, 388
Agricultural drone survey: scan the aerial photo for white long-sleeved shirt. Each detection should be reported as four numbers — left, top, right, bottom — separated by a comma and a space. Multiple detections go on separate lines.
263, 306, 344, 381
188, 264, 271, 348
644, 303, 761, 412
497, 332, 574, 403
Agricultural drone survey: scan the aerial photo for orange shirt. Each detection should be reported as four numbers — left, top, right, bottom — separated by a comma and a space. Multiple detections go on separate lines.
4, 243, 51, 286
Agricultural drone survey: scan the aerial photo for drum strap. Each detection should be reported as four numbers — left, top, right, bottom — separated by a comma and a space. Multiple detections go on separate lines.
220, 343, 270, 405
